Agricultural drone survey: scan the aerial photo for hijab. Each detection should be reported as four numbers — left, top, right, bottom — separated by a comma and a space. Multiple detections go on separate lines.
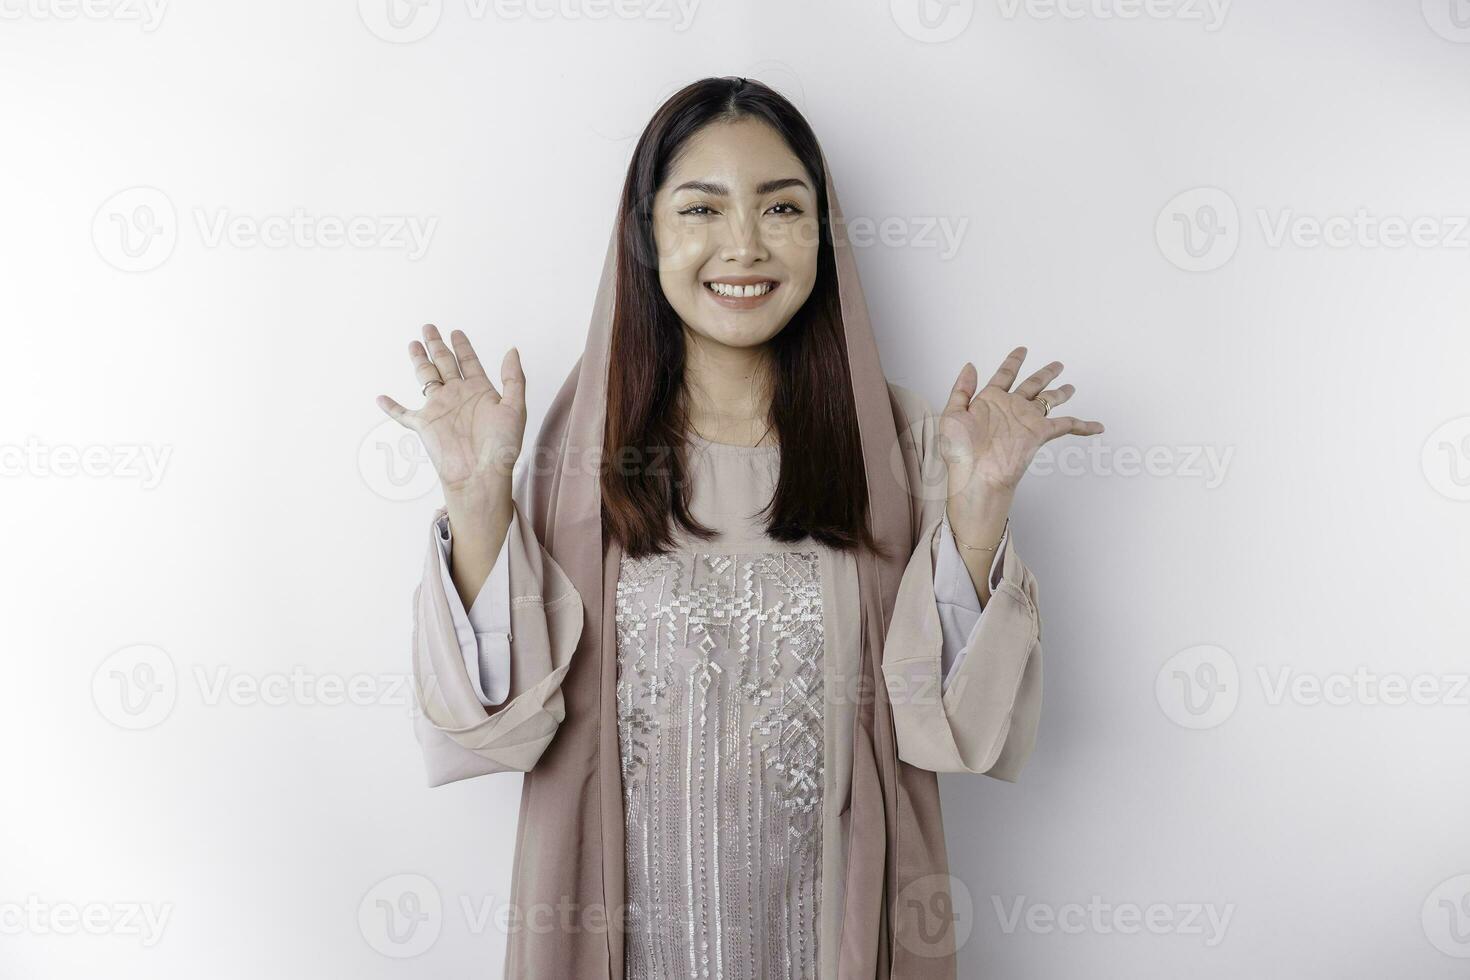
505, 144, 957, 979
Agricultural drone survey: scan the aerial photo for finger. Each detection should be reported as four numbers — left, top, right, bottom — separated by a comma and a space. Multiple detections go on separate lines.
944, 362, 978, 414
376, 394, 418, 428
373, 396, 420, 431
1035, 384, 1075, 411
422, 323, 462, 381
1045, 416, 1105, 439
985, 346, 1028, 391
408, 341, 444, 390
500, 347, 525, 409
1016, 361, 1064, 399
450, 329, 490, 383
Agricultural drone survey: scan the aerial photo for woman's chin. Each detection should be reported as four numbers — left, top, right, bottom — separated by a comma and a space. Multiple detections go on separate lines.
685, 317, 788, 350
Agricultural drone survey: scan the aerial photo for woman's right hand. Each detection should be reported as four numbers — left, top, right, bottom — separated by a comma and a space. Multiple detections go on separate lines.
376, 324, 526, 504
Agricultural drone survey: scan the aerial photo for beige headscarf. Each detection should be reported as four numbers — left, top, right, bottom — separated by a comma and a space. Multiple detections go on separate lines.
507, 147, 956, 979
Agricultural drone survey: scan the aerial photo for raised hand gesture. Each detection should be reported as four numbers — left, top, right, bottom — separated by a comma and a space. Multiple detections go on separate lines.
939, 346, 1105, 504
376, 324, 526, 503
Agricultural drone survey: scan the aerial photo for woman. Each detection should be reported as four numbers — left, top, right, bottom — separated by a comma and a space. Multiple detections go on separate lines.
377, 77, 1102, 980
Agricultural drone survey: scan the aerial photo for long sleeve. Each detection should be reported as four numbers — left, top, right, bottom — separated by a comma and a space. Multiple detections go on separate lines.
933, 516, 1008, 691
411, 498, 584, 787
882, 382, 1043, 781
883, 518, 1041, 780
434, 514, 512, 707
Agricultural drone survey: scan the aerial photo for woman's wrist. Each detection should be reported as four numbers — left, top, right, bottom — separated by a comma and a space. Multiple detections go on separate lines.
945, 480, 1014, 543
444, 473, 513, 518
443, 477, 514, 550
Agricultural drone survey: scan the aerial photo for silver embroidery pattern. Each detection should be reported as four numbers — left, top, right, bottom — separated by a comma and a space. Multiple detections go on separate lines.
616, 550, 825, 980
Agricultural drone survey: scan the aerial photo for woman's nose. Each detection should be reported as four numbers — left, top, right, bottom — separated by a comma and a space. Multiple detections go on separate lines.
719, 213, 769, 264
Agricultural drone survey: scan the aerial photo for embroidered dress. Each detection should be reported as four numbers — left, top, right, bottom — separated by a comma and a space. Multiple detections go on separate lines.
614, 434, 829, 979
415, 392, 1034, 980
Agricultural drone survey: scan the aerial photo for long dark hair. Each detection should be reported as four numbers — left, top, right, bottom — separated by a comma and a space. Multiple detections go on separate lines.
601, 76, 881, 560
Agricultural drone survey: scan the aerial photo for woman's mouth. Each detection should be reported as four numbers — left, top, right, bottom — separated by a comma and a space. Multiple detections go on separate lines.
703, 278, 780, 310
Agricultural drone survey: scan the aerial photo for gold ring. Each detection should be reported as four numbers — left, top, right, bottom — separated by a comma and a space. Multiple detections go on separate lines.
1036, 395, 1051, 416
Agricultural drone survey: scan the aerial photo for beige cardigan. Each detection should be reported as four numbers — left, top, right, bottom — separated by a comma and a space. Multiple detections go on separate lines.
410, 383, 1042, 786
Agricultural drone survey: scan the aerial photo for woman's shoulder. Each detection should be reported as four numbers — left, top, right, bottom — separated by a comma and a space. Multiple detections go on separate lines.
885, 380, 937, 429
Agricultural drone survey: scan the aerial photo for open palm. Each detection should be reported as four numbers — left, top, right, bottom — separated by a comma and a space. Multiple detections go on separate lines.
376, 324, 526, 498
939, 346, 1104, 500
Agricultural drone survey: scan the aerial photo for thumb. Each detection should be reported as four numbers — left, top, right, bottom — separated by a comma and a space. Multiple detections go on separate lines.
500, 347, 526, 409
943, 362, 977, 414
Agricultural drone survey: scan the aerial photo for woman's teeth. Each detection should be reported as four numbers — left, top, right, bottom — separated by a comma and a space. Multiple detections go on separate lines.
705, 281, 776, 298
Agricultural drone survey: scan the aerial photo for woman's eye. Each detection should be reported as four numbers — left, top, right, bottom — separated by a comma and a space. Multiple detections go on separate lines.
677, 204, 715, 216
768, 201, 804, 216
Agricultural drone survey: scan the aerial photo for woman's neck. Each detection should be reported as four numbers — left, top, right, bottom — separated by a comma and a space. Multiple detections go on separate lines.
681, 330, 775, 448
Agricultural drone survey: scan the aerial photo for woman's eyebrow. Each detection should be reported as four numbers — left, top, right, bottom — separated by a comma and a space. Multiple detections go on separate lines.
670, 177, 810, 196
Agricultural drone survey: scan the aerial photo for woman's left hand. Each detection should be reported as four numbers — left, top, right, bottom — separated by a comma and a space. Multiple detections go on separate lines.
939, 346, 1105, 506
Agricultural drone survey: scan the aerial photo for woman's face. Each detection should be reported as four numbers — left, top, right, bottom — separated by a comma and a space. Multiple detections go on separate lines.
652, 118, 820, 352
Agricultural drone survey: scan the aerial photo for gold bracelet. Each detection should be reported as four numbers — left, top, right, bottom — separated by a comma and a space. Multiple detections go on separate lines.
947, 515, 1007, 553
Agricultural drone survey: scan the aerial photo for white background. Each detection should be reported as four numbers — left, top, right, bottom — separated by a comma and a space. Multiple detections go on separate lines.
4, 0, 1470, 976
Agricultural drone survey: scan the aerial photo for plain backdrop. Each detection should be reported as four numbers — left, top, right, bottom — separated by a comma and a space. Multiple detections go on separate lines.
4, 1, 1470, 976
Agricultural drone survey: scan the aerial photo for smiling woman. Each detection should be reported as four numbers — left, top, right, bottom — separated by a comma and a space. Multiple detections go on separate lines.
377, 76, 1102, 979
605, 109, 874, 558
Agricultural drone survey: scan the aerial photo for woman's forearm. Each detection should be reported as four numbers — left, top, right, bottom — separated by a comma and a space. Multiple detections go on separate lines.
443, 477, 514, 611
945, 484, 1013, 605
